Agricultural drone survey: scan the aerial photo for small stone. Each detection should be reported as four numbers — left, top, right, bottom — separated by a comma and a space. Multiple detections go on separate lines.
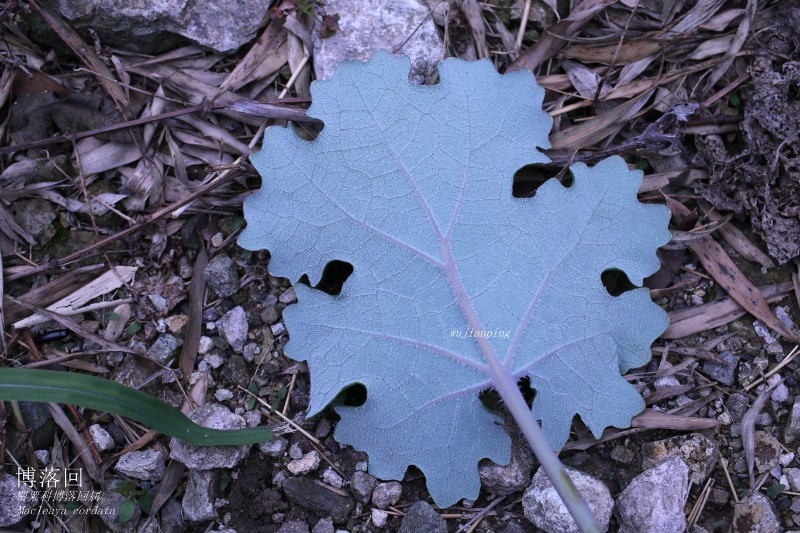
610, 445, 635, 465
616, 457, 689, 533
243, 409, 262, 427
261, 305, 281, 325
34, 1, 268, 53
727, 392, 749, 423
523, 466, 613, 533
289, 443, 304, 460
90, 424, 116, 452
147, 334, 182, 364
312, 517, 335, 533
372, 481, 402, 509
282, 477, 354, 524
738, 356, 769, 387
198, 336, 214, 354
272, 322, 287, 336
0, 475, 37, 526
279, 287, 297, 304
273, 470, 288, 486
754, 320, 779, 345
203, 254, 239, 298
479, 425, 534, 494
350, 470, 377, 504
260, 437, 289, 457
500, 524, 528, 533
13, 198, 56, 238
768, 374, 790, 403
203, 307, 220, 321
398, 500, 447, 533
214, 388, 234, 401
786, 468, 800, 491
641, 433, 719, 484
754, 431, 781, 473
371, 508, 389, 527
709, 488, 729, 506
703, 351, 738, 386
782, 452, 796, 466
166, 314, 189, 335
98, 479, 140, 531
731, 492, 781, 533
34, 449, 50, 465
160, 500, 185, 533
777, 306, 797, 331
312, 0, 443, 85
787, 398, 800, 445
211, 232, 225, 248
115, 449, 166, 481
315, 418, 331, 439
182, 469, 217, 522
217, 306, 248, 352
654, 374, 681, 389
204, 351, 226, 369
148, 294, 168, 313
178, 257, 193, 279
220, 355, 250, 388
322, 467, 344, 488
287, 451, 321, 475
169, 404, 251, 469
242, 342, 259, 362
278, 520, 310, 533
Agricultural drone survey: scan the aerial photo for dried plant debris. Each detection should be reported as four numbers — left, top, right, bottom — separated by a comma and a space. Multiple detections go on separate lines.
697, 3, 800, 264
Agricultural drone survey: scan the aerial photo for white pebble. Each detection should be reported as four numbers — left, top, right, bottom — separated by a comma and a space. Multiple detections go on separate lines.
371, 509, 388, 527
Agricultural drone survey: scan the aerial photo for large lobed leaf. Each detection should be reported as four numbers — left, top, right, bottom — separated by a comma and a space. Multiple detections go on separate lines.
240, 52, 670, 506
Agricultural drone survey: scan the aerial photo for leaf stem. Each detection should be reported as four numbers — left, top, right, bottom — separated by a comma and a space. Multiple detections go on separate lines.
440, 248, 600, 532
492, 368, 602, 533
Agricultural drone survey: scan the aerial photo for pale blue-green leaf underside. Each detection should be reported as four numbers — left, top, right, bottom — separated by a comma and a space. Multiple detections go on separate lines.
239, 52, 671, 507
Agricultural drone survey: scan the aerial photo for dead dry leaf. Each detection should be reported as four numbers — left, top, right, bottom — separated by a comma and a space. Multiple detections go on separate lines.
14, 266, 137, 329
690, 236, 797, 341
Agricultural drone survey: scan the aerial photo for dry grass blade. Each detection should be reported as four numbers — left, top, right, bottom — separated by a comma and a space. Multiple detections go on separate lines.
216, 13, 290, 96
509, 0, 616, 72
653, 345, 725, 363
690, 236, 798, 342
47, 402, 102, 483
663, 282, 793, 339
458, 0, 489, 59
700, 202, 775, 269
26, 0, 129, 113
742, 380, 782, 489
549, 89, 654, 150
665, 0, 727, 35
180, 246, 208, 381
630, 409, 718, 430
794, 269, 800, 313
104, 303, 131, 342
702, 0, 757, 94
687, 477, 714, 528
3, 265, 103, 325
7, 295, 137, 354
563, 40, 664, 65
13, 266, 137, 329
0, 253, 4, 356
148, 461, 186, 516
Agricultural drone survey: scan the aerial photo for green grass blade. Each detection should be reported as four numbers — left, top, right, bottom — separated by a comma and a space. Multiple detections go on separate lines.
0, 368, 272, 445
